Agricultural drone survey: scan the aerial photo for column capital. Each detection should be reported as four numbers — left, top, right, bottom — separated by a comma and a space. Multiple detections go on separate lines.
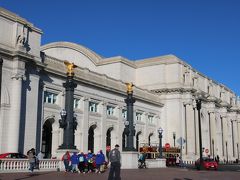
11, 73, 26, 80
82, 97, 90, 102
100, 101, 107, 106
208, 111, 215, 114
183, 101, 192, 106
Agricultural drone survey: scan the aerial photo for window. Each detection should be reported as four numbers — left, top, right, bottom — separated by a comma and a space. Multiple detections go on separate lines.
148, 115, 154, 124
122, 109, 127, 119
136, 112, 142, 121
89, 102, 98, 112
74, 98, 80, 109
44, 91, 57, 104
107, 106, 114, 116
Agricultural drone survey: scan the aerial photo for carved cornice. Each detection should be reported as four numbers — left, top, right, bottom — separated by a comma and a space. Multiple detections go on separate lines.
0, 7, 42, 33
152, 88, 197, 94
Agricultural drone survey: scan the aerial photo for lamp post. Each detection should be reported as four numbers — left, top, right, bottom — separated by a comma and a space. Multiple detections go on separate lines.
158, 127, 163, 158
59, 61, 78, 150
196, 98, 203, 170
173, 132, 176, 147
124, 82, 136, 151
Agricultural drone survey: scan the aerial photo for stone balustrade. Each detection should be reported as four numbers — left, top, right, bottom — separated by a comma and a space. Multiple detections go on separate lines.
0, 159, 63, 172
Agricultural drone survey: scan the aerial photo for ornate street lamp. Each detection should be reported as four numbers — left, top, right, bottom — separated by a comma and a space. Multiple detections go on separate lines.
58, 61, 78, 150
195, 92, 209, 170
124, 82, 136, 151
59, 109, 67, 128
158, 127, 163, 158
173, 132, 176, 147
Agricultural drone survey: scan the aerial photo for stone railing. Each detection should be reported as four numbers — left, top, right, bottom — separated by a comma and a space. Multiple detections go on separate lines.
0, 159, 63, 172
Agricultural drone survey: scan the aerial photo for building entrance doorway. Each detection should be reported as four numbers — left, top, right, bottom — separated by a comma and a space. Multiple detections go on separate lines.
88, 125, 96, 153
106, 127, 113, 159
136, 131, 142, 151
41, 119, 52, 158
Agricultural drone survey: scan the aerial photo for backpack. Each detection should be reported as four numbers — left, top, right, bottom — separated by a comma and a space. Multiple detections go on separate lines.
79, 156, 84, 162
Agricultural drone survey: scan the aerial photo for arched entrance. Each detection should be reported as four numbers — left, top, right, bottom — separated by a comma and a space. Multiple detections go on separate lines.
41, 119, 52, 158
148, 133, 153, 146
106, 127, 113, 159
88, 125, 96, 153
136, 131, 142, 151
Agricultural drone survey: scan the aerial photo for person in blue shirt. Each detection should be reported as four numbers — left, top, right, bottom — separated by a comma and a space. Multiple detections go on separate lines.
70, 152, 79, 173
95, 150, 106, 173
86, 150, 94, 173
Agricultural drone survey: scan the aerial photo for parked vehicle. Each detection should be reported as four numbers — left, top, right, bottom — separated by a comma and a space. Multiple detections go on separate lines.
0, 153, 28, 159
195, 157, 218, 170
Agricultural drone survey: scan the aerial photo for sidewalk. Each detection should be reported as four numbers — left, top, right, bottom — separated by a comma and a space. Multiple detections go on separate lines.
0, 168, 240, 180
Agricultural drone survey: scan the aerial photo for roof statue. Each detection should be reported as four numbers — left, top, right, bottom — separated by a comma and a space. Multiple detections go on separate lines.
126, 82, 134, 94
64, 61, 77, 76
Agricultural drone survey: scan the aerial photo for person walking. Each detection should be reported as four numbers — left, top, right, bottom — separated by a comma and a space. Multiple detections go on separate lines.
27, 148, 36, 173
176, 154, 180, 166
138, 152, 146, 168
95, 150, 105, 173
62, 151, 71, 172
108, 144, 121, 180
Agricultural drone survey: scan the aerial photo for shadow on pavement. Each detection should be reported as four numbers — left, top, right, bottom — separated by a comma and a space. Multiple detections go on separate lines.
14, 172, 52, 180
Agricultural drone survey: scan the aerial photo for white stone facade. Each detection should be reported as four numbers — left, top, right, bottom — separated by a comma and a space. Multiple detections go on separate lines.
0, 8, 240, 162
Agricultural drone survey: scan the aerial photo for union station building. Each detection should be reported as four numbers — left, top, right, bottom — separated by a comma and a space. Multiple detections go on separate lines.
0, 8, 240, 162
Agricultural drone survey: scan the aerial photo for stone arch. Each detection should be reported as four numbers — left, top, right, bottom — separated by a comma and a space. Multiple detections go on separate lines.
136, 131, 142, 151
148, 132, 154, 146
41, 117, 55, 158
106, 126, 114, 159
88, 124, 97, 153
41, 41, 102, 66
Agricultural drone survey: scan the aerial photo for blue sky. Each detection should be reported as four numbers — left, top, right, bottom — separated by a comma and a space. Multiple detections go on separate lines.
1, 0, 240, 95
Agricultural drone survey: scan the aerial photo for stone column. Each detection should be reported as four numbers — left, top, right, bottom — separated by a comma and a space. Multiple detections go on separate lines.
96, 101, 107, 153
222, 115, 228, 160
237, 120, 240, 160
215, 114, 222, 158
185, 103, 195, 159
8, 65, 25, 152
51, 123, 60, 158
81, 97, 89, 153
193, 106, 199, 156
233, 120, 238, 158
227, 118, 233, 160
208, 111, 216, 158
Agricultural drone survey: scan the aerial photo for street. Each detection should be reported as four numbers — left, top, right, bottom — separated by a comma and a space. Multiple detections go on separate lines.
0, 165, 240, 180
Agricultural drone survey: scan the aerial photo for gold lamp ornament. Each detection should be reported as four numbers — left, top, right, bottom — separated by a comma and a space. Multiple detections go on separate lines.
64, 61, 77, 76
125, 82, 134, 94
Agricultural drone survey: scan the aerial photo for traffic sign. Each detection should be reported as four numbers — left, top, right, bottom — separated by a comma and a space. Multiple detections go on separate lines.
165, 143, 170, 149
177, 137, 186, 146
205, 149, 209, 154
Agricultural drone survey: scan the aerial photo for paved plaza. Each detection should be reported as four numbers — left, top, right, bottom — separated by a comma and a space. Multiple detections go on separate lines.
1, 167, 240, 180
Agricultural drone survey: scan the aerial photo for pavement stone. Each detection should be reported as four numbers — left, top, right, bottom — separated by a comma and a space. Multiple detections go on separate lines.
0, 167, 240, 180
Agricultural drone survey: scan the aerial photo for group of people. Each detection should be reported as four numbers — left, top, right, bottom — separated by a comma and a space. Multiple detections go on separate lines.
26, 145, 122, 180
61, 144, 121, 180
62, 149, 106, 173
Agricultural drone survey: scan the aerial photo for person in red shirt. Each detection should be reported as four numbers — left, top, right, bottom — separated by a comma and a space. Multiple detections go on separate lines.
62, 151, 71, 172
